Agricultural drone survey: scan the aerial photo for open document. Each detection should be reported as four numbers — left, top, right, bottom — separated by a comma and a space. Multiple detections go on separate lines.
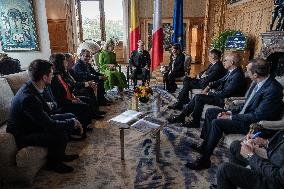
109, 110, 142, 124
130, 117, 163, 134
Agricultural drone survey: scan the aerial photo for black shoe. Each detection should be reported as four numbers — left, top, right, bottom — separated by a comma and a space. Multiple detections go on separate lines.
168, 115, 185, 124
168, 103, 183, 110
93, 114, 104, 120
47, 162, 74, 173
69, 135, 84, 141
99, 102, 111, 106
210, 184, 217, 189
185, 156, 211, 170
189, 142, 204, 153
86, 125, 93, 132
61, 154, 79, 162
104, 98, 113, 104
98, 111, 107, 115
183, 121, 200, 128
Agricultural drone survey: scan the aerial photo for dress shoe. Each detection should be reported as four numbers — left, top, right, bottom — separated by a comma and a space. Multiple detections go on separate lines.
168, 103, 183, 110
168, 115, 185, 124
61, 154, 79, 162
98, 111, 107, 115
210, 184, 217, 189
99, 102, 111, 106
185, 156, 211, 170
93, 114, 104, 120
47, 162, 74, 173
183, 121, 200, 128
189, 142, 204, 154
69, 135, 84, 141
86, 125, 93, 132
104, 98, 113, 104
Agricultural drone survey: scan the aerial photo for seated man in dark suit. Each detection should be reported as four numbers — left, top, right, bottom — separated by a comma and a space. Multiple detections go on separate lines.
73, 49, 110, 105
215, 129, 284, 189
163, 43, 185, 93
169, 49, 226, 110
168, 52, 246, 128
129, 40, 151, 86
6, 59, 83, 173
187, 59, 283, 170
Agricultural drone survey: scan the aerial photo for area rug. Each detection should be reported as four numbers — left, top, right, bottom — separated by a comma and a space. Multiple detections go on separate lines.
3, 86, 230, 189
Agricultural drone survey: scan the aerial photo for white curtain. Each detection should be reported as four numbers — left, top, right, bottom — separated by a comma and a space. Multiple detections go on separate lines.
122, 0, 129, 63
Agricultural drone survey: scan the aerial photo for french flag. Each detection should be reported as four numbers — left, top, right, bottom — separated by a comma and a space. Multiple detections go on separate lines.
151, 0, 163, 71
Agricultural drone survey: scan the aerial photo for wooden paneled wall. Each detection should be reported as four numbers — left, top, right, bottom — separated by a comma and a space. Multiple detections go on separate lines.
204, 0, 274, 62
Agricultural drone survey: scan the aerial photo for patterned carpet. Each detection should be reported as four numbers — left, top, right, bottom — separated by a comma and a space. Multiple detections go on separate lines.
3, 85, 230, 189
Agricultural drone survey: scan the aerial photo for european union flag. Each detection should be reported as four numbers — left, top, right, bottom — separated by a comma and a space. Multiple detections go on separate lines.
172, 0, 183, 50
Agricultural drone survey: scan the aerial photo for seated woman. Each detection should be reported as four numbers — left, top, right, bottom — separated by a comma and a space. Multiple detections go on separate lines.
99, 39, 127, 93
163, 44, 185, 93
50, 53, 101, 139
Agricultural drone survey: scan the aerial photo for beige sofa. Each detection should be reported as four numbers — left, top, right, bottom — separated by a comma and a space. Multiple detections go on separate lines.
0, 71, 48, 185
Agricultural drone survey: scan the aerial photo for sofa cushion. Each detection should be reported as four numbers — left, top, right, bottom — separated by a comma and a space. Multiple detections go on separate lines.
0, 77, 14, 125
4, 71, 29, 94
16, 146, 48, 168
0, 132, 17, 166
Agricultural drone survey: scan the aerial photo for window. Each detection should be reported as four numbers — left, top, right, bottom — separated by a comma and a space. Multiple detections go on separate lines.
104, 0, 123, 41
80, 1, 101, 41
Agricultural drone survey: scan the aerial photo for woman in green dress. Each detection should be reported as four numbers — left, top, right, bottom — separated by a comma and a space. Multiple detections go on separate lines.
99, 39, 127, 92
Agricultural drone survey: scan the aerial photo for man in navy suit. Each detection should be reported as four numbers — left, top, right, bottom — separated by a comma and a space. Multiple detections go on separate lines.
168, 52, 246, 128
169, 49, 226, 110
6, 59, 83, 173
73, 49, 110, 105
187, 58, 283, 170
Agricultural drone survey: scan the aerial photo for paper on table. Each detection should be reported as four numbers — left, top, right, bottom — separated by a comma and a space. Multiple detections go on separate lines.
130, 119, 160, 133
109, 110, 142, 124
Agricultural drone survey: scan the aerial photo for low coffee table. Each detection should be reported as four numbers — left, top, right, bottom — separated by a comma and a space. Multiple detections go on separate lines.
110, 111, 166, 162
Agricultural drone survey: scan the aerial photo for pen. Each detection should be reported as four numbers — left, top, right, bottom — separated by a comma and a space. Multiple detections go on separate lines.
252, 131, 261, 139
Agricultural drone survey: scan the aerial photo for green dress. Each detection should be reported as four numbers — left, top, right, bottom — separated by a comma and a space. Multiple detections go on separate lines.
99, 50, 127, 91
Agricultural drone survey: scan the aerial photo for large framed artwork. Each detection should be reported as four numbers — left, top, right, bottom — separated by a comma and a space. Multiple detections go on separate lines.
144, 19, 190, 53
0, 0, 39, 51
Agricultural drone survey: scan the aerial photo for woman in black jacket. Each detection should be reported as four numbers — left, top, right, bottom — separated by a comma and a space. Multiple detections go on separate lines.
50, 53, 101, 138
163, 44, 185, 93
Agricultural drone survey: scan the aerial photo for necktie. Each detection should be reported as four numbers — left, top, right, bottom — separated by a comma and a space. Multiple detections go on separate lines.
239, 84, 258, 114
245, 82, 257, 98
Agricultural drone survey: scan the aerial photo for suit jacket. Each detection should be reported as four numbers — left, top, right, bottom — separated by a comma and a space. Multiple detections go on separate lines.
129, 50, 151, 69
249, 129, 284, 188
231, 76, 283, 124
6, 81, 74, 138
199, 61, 226, 86
73, 59, 103, 82
168, 53, 185, 77
208, 66, 246, 99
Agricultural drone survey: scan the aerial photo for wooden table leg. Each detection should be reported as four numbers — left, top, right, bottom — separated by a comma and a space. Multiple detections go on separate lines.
120, 129, 125, 160
155, 130, 160, 162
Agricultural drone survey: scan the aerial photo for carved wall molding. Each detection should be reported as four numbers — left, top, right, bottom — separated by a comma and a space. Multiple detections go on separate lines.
260, 32, 284, 58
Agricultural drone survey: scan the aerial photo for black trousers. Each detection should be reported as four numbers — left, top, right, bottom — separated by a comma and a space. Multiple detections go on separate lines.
62, 101, 92, 134
176, 77, 204, 105
15, 113, 74, 164
200, 108, 250, 157
180, 94, 224, 124
216, 140, 277, 189
164, 71, 183, 92
132, 68, 150, 86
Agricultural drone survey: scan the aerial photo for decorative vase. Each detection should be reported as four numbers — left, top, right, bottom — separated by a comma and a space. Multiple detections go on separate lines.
138, 97, 149, 103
